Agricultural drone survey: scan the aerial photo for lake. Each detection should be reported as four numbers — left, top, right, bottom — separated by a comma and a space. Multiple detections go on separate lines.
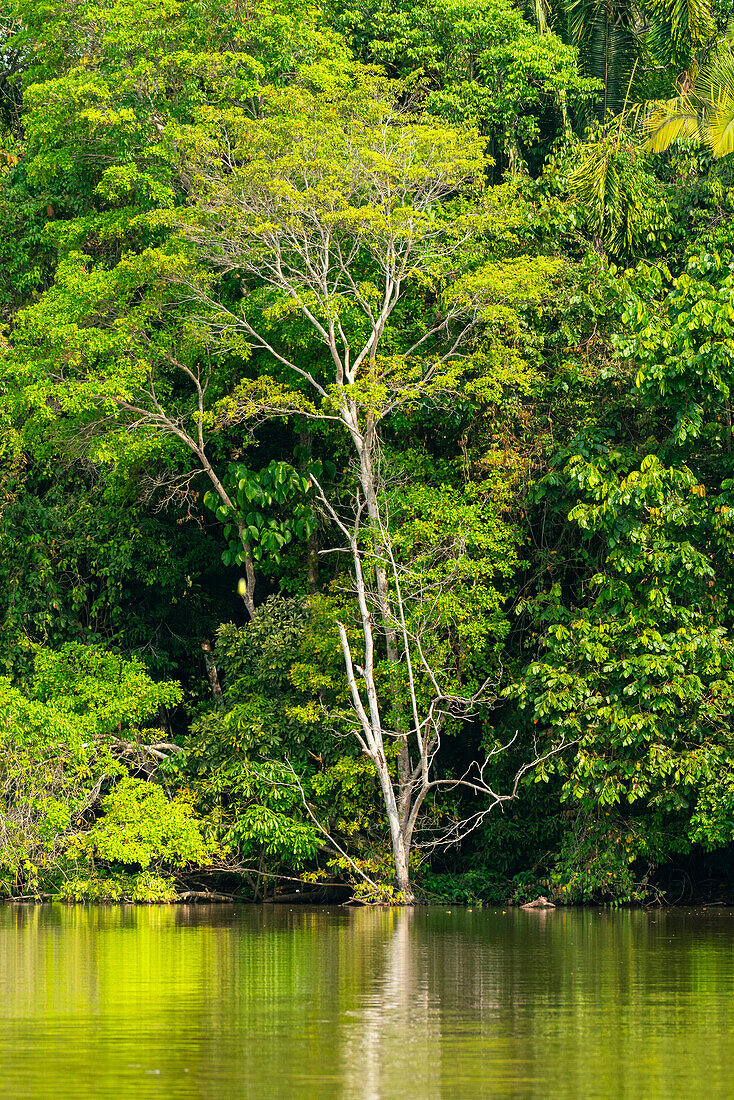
0, 903, 731, 1098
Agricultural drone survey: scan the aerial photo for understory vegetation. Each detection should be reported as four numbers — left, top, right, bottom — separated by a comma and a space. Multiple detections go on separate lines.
1, 0, 734, 904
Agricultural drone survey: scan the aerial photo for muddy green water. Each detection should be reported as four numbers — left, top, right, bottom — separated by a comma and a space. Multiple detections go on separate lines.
0, 904, 732, 1098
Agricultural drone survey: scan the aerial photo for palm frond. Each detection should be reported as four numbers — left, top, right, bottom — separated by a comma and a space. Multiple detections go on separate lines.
643, 39, 734, 158
706, 98, 734, 156
644, 99, 703, 151
647, 0, 716, 68
563, 0, 639, 114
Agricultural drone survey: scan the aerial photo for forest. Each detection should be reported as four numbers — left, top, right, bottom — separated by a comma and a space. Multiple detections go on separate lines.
0, 0, 733, 906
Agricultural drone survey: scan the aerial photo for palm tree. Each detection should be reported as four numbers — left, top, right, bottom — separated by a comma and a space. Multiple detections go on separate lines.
646, 0, 716, 68
564, 0, 639, 114
563, 0, 716, 116
645, 39, 734, 157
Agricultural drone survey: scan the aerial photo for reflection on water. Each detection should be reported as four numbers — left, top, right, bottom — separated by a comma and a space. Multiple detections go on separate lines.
0, 902, 733, 1098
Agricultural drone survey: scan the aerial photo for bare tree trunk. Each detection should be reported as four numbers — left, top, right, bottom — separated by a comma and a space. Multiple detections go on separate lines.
332, 409, 419, 898
237, 524, 257, 619
299, 427, 320, 593
391, 830, 413, 903
356, 421, 413, 812
372, 753, 415, 902
201, 640, 222, 698
306, 530, 320, 594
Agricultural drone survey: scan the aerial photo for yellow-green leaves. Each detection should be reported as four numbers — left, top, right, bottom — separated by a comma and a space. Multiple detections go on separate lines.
32, 642, 183, 736
0, 645, 184, 896
70, 777, 215, 869
645, 40, 734, 159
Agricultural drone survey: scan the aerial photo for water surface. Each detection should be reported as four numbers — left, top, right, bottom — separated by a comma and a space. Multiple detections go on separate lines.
0, 903, 732, 1098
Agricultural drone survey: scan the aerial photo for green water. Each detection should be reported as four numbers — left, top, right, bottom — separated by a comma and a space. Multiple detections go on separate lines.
1, 904, 732, 1098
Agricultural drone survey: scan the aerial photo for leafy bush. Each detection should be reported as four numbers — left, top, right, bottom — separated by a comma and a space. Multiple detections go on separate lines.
57, 871, 178, 903
70, 777, 215, 870
0, 645, 185, 896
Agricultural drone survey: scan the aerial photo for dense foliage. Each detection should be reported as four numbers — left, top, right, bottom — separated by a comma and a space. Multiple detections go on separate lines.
1, 0, 734, 904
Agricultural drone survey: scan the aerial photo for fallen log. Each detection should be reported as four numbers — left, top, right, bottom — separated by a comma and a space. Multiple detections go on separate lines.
521, 895, 556, 910
177, 891, 241, 903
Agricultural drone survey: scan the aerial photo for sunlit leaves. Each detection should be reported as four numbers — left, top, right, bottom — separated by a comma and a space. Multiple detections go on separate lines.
0, 645, 183, 895
645, 39, 734, 158
70, 777, 215, 869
